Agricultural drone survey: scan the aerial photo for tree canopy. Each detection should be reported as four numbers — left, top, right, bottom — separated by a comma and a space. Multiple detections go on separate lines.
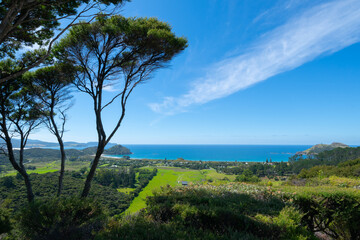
0, 0, 128, 84
54, 15, 188, 197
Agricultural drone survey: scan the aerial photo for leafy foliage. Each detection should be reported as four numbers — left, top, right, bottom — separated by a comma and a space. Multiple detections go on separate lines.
289, 189, 360, 239
95, 167, 136, 188
290, 147, 360, 173
235, 169, 260, 183
0, 172, 131, 216
17, 197, 105, 240
0, 204, 12, 235
98, 184, 315, 240
298, 158, 360, 179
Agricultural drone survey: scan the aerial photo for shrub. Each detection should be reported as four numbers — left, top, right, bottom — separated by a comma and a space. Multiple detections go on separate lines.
0, 207, 12, 235
255, 206, 316, 240
17, 197, 106, 240
291, 191, 360, 239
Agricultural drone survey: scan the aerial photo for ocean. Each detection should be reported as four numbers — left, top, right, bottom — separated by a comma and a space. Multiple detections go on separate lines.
110, 145, 312, 162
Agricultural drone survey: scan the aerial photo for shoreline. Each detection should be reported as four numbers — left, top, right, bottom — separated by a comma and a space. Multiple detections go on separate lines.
101, 154, 283, 163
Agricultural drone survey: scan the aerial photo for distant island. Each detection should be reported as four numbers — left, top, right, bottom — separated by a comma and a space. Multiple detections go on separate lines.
297, 142, 349, 155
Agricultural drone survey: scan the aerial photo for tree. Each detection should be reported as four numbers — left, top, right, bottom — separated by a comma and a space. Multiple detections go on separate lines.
0, 0, 128, 84
29, 64, 76, 196
55, 15, 188, 197
0, 60, 44, 202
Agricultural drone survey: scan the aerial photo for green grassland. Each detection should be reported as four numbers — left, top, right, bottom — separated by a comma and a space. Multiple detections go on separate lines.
2, 160, 89, 177
125, 167, 236, 214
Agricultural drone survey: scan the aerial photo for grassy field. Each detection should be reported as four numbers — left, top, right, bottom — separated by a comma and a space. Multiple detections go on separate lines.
124, 167, 235, 214
2, 160, 89, 176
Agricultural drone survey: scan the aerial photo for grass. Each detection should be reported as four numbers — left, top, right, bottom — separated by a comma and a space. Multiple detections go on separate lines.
273, 185, 360, 197
125, 167, 235, 214
2, 160, 89, 177
117, 188, 135, 194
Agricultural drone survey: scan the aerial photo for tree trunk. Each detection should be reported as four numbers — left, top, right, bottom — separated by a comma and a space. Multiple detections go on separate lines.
22, 171, 34, 202
81, 145, 104, 197
0, 123, 34, 202
57, 139, 66, 196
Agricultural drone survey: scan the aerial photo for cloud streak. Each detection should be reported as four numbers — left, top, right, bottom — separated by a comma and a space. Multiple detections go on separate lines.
150, 0, 360, 115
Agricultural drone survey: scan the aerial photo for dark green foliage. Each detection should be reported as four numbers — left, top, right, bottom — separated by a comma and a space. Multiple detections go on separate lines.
104, 145, 131, 155
137, 168, 157, 186
2, 176, 15, 188
0, 205, 12, 235
96, 215, 262, 240
235, 169, 260, 183
98, 185, 315, 240
95, 167, 135, 188
17, 197, 105, 240
0, 0, 128, 59
291, 191, 360, 239
0, 172, 131, 216
298, 158, 360, 178
290, 147, 360, 173
130, 168, 157, 198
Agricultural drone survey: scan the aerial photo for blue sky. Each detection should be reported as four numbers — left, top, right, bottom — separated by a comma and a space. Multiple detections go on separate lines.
32, 0, 360, 145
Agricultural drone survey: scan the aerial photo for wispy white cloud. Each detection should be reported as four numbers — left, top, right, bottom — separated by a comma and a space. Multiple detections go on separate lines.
150, 0, 360, 115
103, 84, 119, 92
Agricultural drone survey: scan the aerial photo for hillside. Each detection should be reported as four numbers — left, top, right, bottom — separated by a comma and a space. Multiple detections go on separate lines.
298, 142, 349, 155
0, 145, 131, 165
104, 145, 132, 155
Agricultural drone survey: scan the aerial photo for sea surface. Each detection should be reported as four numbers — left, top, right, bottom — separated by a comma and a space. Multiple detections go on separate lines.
110, 145, 312, 162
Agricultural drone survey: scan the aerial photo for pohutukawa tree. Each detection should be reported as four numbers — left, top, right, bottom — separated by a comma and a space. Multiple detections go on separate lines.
0, 60, 44, 202
54, 15, 188, 197
0, 0, 128, 84
29, 64, 76, 196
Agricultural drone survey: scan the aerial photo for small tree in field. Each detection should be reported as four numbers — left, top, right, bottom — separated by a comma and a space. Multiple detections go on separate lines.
30, 64, 76, 196
55, 15, 188, 197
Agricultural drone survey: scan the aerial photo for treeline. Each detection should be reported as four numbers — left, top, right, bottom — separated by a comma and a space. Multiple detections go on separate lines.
222, 162, 291, 178
298, 158, 360, 179
132, 168, 158, 198
289, 146, 360, 173
95, 167, 136, 188
0, 172, 131, 216
0, 167, 159, 217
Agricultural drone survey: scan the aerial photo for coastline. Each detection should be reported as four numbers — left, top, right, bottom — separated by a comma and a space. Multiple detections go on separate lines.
101, 154, 283, 162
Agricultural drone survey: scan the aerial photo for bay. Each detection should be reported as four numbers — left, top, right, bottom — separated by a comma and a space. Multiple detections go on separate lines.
110, 145, 312, 162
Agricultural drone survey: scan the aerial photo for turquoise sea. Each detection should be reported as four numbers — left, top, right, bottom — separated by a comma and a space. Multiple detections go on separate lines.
111, 145, 312, 162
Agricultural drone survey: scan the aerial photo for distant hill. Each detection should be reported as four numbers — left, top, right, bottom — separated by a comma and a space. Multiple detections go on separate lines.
0, 144, 131, 166
298, 142, 349, 155
104, 145, 132, 155
20, 145, 131, 159
0, 139, 117, 149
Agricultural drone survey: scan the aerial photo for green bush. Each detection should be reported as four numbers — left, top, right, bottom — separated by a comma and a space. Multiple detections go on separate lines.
17, 197, 106, 240
0, 207, 12, 235
96, 214, 261, 240
255, 206, 316, 240
290, 191, 360, 240
235, 169, 260, 183
98, 184, 316, 240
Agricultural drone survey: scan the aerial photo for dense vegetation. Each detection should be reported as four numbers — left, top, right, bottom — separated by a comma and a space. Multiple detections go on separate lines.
290, 146, 360, 173
0, 166, 157, 217
0, 150, 359, 239
97, 183, 360, 240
